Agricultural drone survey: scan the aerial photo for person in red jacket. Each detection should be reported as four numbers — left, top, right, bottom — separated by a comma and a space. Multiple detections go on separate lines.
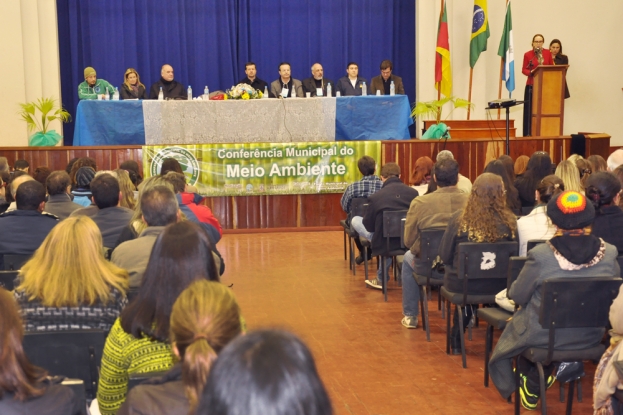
522, 34, 553, 137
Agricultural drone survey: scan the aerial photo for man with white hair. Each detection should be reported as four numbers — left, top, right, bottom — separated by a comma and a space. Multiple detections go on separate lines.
435, 150, 472, 194
607, 149, 623, 171
302, 63, 334, 97
149, 64, 187, 100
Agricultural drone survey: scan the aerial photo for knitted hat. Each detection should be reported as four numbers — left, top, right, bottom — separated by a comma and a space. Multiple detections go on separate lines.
84, 67, 96, 79
547, 190, 595, 230
76, 166, 96, 187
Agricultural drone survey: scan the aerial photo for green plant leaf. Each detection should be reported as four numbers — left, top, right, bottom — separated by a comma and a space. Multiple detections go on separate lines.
17, 96, 71, 136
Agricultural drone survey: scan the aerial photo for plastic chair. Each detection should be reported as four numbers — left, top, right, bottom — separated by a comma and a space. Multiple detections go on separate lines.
513, 277, 622, 415
527, 239, 548, 252
22, 330, 107, 400
0, 270, 18, 291
2, 254, 31, 270
339, 197, 368, 274
441, 241, 518, 368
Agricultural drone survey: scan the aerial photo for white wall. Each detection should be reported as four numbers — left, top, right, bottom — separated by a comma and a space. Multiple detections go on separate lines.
0, 0, 62, 147
416, 0, 623, 145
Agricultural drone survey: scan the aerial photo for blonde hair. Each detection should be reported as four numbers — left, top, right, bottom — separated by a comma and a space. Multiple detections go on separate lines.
124, 68, 145, 89
114, 169, 137, 210
17, 216, 128, 307
555, 160, 583, 193
130, 175, 176, 235
171, 280, 242, 415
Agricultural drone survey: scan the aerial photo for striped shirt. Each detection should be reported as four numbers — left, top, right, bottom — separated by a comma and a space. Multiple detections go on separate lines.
340, 175, 383, 213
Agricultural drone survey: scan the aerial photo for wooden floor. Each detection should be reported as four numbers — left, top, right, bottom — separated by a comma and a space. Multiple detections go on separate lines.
219, 231, 596, 415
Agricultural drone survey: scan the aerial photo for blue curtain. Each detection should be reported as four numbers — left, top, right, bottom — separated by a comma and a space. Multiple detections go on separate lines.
57, 0, 415, 145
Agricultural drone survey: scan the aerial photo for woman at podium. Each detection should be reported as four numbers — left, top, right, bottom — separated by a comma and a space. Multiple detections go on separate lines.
522, 34, 553, 136
549, 39, 570, 99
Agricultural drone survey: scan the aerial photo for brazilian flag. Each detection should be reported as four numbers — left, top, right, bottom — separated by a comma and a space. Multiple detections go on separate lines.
469, 0, 490, 68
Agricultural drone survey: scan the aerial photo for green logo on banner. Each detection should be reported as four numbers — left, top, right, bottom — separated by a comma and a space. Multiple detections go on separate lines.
149, 146, 200, 185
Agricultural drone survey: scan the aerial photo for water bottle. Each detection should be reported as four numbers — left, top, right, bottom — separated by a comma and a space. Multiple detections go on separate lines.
361, 82, 367, 96
158, 87, 164, 101
187, 86, 192, 100
390, 80, 395, 96
263, 86, 269, 98
112, 87, 119, 101
336, 91, 341, 97
204, 86, 209, 99
326, 83, 332, 97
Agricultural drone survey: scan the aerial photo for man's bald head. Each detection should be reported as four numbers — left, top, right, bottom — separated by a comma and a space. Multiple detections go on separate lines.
161, 64, 174, 82
607, 149, 623, 171
10, 174, 34, 198
311, 63, 323, 80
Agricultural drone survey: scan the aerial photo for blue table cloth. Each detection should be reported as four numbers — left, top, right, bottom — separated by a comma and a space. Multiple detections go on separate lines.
73, 96, 412, 145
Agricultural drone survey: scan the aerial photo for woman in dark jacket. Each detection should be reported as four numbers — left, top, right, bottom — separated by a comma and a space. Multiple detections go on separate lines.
484, 160, 521, 213
586, 171, 623, 254
514, 151, 552, 207
549, 39, 570, 99
120, 68, 148, 100
489, 190, 620, 410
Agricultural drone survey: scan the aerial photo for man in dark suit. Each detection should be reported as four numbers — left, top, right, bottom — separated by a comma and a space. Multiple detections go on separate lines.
370, 60, 405, 95
238, 62, 269, 95
44, 171, 83, 220
335, 62, 367, 96
87, 173, 133, 248
148, 64, 187, 100
351, 162, 418, 289
302, 63, 334, 97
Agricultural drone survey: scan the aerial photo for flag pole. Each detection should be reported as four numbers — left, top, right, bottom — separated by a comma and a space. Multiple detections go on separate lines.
497, 0, 509, 119
436, 0, 443, 122
467, 68, 473, 120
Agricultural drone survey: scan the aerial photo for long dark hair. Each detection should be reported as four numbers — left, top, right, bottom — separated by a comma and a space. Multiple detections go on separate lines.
497, 155, 516, 181
586, 172, 622, 212
484, 160, 520, 212
516, 152, 552, 201
120, 221, 220, 341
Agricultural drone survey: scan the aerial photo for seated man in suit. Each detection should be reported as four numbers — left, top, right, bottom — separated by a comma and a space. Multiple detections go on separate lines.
302, 63, 334, 97
400, 159, 468, 328
44, 171, 83, 220
370, 60, 405, 95
88, 173, 134, 248
270, 62, 304, 98
238, 61, 269, 95
336, 62, 367, 96
351, 163, 418, 288
149, 64, 187, 100
0, 181, 58, 268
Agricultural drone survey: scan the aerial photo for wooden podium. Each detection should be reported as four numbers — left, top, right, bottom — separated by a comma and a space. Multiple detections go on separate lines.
531, 65, 568, 136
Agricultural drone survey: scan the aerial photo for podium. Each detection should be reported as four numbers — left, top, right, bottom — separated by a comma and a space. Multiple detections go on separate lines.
531, 65, 568, 136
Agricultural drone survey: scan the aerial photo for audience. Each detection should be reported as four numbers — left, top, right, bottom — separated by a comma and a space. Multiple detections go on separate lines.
97, 221, 221, 415
586, 171, 623, 254
614, 165, 623, 209
588, 154, 608, 172
401, 158, 467, 328
607, 149, 623, 172
112, 186, 181, 288
75, 173, 133, 248
498, 154, 516, 182
44, 171, 83, 219
514, 151, 552, 207
119, 160, 142, 188
159, 158, 198, 193
555, 159, 583, 193
409, 156, 434, 195
574, 157, 593, 189
484, 160, 521, 213
0, 175, 8, 213
118, 280, 242, 415
439, 173, 517, 353
516, 175, 563, 256
0, 181, 58, 269
114, 169, 137, 210
489, 190, 619, 410
14, 159, 30, 174
69, 157, 97, 189
0, 156, 9, 173
65, 157, 78, 175
71, 166, 96, 208
513, 155, 529, 177
0, 289, 82, 415
197, 330, 333, 415
351, 162, 418, 289
33, 166, 51, 186
14, 216, 128, 331
6, 173, 35, 211
436, 150, 472, 193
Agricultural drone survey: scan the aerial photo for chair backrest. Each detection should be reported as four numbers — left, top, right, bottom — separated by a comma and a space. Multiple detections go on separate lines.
508, 256, 527, 290
0, 270, 18, 291
128, 371, 168, 392
2, 254, 31, 270
22, 330, 107, 400
382, 210, 408, 253
527, 239, 547, 252
538, 277, 622, 364
417, 228, 447, 278
350, 197, 369, 218
61, 379, 87, 415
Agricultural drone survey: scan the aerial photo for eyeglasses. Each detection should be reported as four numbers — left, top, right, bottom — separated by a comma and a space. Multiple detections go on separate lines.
533, 40, 544, 43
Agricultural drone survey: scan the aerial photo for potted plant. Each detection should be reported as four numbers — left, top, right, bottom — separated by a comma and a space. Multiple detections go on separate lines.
18, 97, 71, 146
411, 96, 473, 139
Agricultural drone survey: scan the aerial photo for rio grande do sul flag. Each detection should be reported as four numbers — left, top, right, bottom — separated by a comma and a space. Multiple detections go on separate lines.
469, 0, 490, 68
435, 1, 452, 97
497, 1, 515, 96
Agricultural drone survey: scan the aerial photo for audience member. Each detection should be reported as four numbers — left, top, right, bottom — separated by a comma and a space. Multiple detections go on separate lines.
336, 62, 367, 96
588, 154, 608, 172
575, 157, 593, 189
44, 171, 83, 219
586, 172, 623, 254
436, 150, 472, 193
607, 149, 623, 172
351, 163, 418, 289
0, 156, 9, 173
198, 330, 333, 415
484, 160, 521, 213
401, 158, 467, 328
14, 216, 128, 331
340, 155, 382, 263
409, 156, 433, 195
0, 289, 82, 415
33, 166, 51, 186
114, 169, 137, 210
613, 165, 623, 209
85, 173, 133, 248
270, 62, 304, 98
70, 167, 98, 215
515, 151, 552, 207
97, 221, 221, 415
439, 173, 517, 353
120, 68, 148, 100
489, 190, 619, 410
118, 280, 242, 415
370, 59, 405, 96
159, 158, 198, 193
5, 173, 34, 211
119, 160, 142, 187
14, 159, 30, 173
517, 175, 563, 256
69, 157, 97, 189
149, 64, 187, 100
65, 157, 78, 175
0, 181, 58, 269
555, 159, 583, 193
498, 154, 516, 182
165, 172, 222, 244
112, 186, 181, 287
513, 155, 529, 177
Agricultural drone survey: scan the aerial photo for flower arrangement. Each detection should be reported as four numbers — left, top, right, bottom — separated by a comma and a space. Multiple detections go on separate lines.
224, 83, 263, 100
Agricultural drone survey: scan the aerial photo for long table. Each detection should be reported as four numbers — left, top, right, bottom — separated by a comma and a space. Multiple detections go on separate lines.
73, 95, 414, 146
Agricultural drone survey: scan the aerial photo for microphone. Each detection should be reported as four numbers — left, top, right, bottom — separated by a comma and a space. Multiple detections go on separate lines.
442, 126, 451, 139
535, 47, 541, 54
